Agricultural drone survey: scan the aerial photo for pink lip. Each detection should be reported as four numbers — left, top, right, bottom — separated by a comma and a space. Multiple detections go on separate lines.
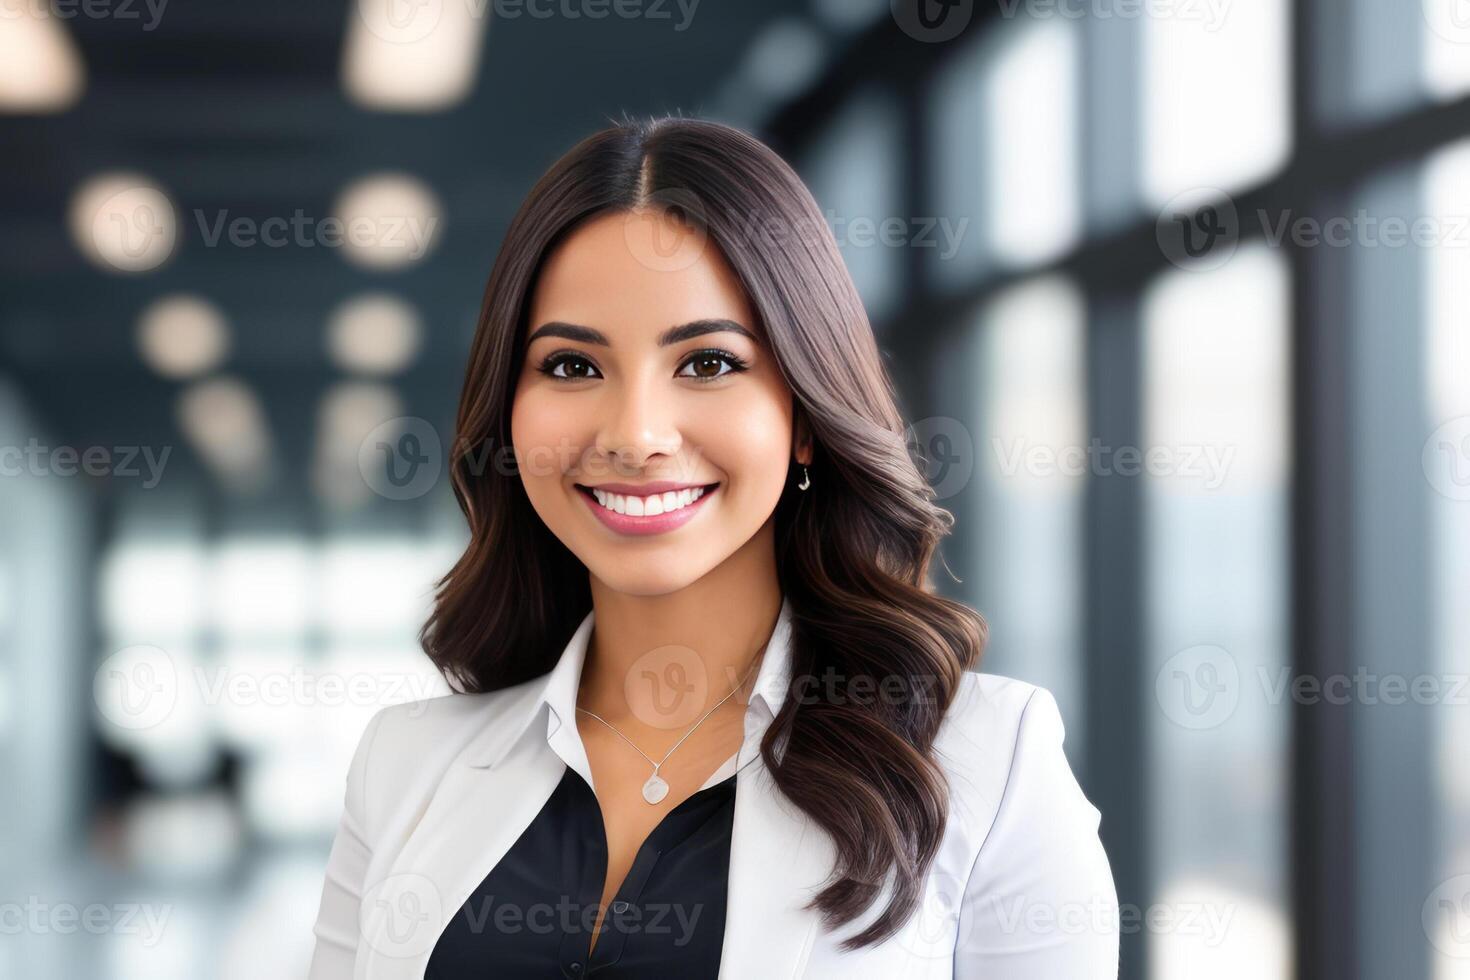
576, 482, 718, 537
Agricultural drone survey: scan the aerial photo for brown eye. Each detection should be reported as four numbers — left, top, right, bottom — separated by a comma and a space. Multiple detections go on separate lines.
690, 354, 723, 378
541, 353, 602, 381
676, 349, 747, 382
561, 357, 594, 378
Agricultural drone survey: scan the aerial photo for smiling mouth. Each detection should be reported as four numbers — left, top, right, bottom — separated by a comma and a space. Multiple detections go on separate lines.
575, 483, 719, 517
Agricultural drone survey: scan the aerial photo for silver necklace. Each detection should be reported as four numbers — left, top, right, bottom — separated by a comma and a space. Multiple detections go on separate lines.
577, 653, 762, 805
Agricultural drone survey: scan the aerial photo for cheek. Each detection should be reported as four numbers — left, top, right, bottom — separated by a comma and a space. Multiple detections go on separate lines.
510, 385, 589, 485
700, 390, 793, 500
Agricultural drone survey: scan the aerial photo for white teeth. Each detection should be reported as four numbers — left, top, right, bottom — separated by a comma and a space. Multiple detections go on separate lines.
588, 485, 709, 517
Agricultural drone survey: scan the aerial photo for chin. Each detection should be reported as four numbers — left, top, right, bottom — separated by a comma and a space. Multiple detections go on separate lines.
586, 553, 721, 597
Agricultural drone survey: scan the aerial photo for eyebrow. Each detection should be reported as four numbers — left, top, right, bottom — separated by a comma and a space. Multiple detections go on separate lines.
526, 318, 759, 348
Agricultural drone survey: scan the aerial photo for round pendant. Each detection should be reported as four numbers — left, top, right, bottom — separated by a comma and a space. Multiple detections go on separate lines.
641, 773, 669, 804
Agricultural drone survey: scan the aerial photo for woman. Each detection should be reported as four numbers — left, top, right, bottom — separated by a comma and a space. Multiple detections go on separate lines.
308, 117, 1118, 979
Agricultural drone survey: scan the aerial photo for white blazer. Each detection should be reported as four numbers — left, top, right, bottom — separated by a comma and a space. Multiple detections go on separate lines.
308, 598, 1119, 978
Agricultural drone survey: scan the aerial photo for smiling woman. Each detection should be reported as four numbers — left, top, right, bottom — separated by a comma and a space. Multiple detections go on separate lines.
307, 116, 1119, 979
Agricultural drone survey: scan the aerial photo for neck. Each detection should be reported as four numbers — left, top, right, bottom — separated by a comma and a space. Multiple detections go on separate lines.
577, 520, 783, 727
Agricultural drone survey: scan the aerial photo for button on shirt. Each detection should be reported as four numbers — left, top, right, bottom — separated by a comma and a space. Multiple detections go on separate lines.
425, 599, 795, 979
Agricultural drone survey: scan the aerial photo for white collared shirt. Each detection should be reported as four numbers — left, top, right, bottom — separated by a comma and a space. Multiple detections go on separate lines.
492, 596, 796, 794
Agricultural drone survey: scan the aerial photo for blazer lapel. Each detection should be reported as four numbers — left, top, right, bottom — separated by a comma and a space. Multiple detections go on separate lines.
719, 754, 834, 978
718, 596, 835, 978
360, 739, 834, 980
357, 609, 594, 978
358, 721, 564, 980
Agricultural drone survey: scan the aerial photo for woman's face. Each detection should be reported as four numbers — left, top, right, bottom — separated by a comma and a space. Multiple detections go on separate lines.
511, 209, 805, 596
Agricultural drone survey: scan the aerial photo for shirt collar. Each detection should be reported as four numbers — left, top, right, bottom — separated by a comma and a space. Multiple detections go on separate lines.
471, 596, 795, 770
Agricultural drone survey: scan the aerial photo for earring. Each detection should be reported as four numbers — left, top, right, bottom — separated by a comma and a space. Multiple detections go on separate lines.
797, 465, 811, 491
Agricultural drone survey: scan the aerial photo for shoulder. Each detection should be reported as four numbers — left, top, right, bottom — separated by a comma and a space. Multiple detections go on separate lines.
933, 671, 1097, 852
936, 672, 1120, 974
368, 681, 531, 745
368, 673, 546, 757
940, 670, 1050, 745
341, 677, 546, 820
932, 671, 1063, 808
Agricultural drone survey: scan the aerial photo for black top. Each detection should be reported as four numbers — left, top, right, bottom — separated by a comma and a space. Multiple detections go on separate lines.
426, 764, 737, 979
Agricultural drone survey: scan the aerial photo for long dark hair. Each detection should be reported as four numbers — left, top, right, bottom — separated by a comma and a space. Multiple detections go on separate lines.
421, 116, 986, 949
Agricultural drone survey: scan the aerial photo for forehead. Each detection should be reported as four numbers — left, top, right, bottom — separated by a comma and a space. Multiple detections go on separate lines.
527, 209, 761, 343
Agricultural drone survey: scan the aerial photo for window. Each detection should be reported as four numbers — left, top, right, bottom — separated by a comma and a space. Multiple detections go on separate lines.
970, 276, 1087, 766
1422, 139, 1470, 973
800, 87, 904, 324
1141, 0, 1291, 203
1142, 245, 1291, 980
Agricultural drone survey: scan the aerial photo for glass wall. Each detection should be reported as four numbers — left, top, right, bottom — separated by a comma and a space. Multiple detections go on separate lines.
777, 1, 1470, 977
969, 277, 1086, 767
1142, 245, 1291, 979
1421, 138, 1470, 979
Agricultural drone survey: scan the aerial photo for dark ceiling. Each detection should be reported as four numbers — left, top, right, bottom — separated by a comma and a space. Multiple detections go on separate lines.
0, 0, 832, 504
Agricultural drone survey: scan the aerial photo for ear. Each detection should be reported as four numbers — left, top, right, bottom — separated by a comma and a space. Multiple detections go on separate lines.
793, 407, 814, 467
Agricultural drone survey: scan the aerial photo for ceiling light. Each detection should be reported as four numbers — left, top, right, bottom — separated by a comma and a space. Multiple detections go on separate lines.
69, 173, 178, 273
333, 173, 442, 270
176, 377, 273, 493
342, 0, 486, 111
0, 9, 84, 112
740, 18, 826, 102
313, 381, 404, 508
327, 293, 422, 375
138, 295, 231, 379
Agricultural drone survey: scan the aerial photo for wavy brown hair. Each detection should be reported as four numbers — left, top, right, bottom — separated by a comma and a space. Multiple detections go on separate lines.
421, 116, 986, 949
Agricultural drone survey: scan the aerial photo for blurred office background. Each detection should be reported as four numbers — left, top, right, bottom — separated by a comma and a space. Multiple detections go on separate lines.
1, 0, 1467, 977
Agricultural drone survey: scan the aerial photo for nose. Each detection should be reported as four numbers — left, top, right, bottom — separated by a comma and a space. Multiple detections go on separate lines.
593, 375, 682, 474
